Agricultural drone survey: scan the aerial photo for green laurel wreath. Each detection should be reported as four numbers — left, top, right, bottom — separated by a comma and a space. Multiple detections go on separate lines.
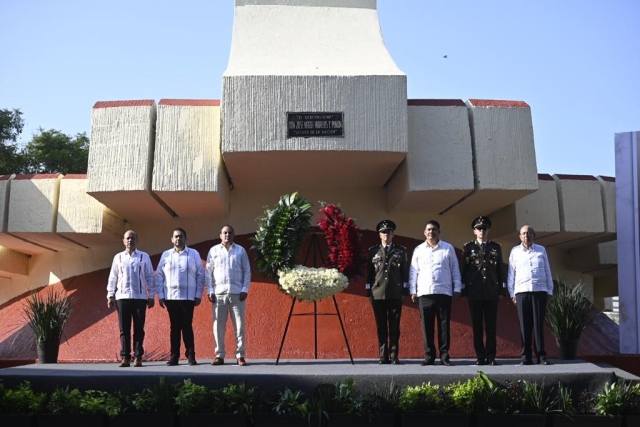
251, 192, 313, 281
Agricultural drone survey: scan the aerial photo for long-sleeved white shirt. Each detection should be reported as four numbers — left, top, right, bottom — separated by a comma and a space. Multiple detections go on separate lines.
156, 246, 205, 301
107, 249, 155, 300
507, 243, 554, 298
205, 243, 251, 295
409, 240, 462, 296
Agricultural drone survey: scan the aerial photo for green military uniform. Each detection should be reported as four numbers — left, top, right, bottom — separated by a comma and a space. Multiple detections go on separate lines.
461, 216, 505, 365
366, 220, 409, 364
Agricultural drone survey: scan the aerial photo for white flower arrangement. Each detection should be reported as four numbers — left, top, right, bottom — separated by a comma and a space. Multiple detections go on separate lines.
278, 265, 349, 302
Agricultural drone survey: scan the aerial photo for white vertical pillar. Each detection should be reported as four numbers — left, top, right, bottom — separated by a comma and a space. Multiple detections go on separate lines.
615, 131, 640, 354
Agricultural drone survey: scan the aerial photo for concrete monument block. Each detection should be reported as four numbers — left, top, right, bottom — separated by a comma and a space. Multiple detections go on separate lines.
57, 175, 124, 246
222, 0, 407, 189
0, 246, 29, 276
7, 174, 83, 252
533, 174, 608, 248
597, 176, 616, 233
387, 100, 474, 213
490, 174, 561, 240
87, 100, 174, 222
152, 99, 229, 217
567, 240, 617, 276
445, 100, 538, 216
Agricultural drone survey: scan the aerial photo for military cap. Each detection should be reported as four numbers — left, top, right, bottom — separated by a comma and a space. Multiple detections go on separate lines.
471, 216, 492, 229
376, 220, 396, 233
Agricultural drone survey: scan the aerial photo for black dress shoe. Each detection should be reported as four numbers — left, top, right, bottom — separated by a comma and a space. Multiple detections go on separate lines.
188, 356, 198, 366
391, 358, 401, 365
441, 357, 452, 366
520, 359, 533, 366
538, 356, 551, 365
487, 359, 499, 366
476, 358, 486, 366
166, 358, 179, 366
420, 359, 434, 366
379, 359, 390, 365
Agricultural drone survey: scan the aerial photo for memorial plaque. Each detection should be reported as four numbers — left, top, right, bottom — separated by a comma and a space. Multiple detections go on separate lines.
287, 112, 344, 138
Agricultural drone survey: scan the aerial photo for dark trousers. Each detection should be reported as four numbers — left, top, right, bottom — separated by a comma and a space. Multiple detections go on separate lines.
165, 300, 196, 359
516, 292, 547, 361
418, 294, 452, 361
371, 299, 403, 360
468, 299, 498, 361
116, 299, 147, 360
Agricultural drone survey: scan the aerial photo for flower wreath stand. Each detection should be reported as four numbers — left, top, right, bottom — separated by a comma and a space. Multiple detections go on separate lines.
275, 231, 354, 365
251, 193, 365, 366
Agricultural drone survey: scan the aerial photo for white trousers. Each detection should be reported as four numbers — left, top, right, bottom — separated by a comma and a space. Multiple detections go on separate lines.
213, 293, 246, 358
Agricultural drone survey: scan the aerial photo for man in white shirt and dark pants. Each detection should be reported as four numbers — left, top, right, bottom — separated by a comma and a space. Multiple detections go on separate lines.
507, 225, 554, 365
156, 227, 205, 366
206, 225, 251, 366
107, 230, 155, 368
410, 220, 462, 366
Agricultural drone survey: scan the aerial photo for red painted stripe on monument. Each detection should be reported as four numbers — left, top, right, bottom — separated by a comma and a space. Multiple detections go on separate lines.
538, 174, 554, 181
63, 174, 87, 179
468, 99, 529, 108
554, 174, 598, 181
93, 100, 154, 108
408, 99, 466, 107
158, 99, 220, 106
13, 174, 61, 180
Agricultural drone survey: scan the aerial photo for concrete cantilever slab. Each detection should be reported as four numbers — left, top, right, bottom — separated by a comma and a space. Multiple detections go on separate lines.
6, 174, 86, 253
490, 174, 561, 241
223, 0, 407, 189
87, 100, 175, 222
387, 99, 474, 213
152, 99, 229, 218
443, 100, 538, 216
57, 175, 124, 246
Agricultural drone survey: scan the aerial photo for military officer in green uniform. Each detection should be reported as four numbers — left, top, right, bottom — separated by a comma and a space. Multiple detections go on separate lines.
366, 220, 409, 364
461, 216, 505, 366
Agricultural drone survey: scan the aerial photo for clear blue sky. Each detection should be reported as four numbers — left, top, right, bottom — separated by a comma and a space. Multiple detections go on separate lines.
2, 0, 638, 177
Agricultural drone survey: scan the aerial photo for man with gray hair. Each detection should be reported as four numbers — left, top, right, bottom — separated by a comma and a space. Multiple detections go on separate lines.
507, 225, 554, 365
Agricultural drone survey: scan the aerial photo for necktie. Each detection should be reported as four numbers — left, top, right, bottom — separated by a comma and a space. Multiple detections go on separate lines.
481, 243, 486, 251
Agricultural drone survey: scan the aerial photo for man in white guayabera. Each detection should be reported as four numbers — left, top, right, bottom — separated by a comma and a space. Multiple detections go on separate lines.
107, 230, 155, 368
507, 224, 554, 366
206, 225, 251, 367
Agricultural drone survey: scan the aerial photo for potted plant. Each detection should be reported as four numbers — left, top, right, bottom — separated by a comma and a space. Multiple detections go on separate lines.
22, 288, 72, 363
546, 280, 598, 359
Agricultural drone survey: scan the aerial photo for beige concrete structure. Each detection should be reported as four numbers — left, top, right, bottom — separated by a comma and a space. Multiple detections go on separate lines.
222, 0, 407, 190
445, 100, 538, 216
490, 174, 561, 241
7, 174, 86, 253
87, 100, 174, 221
387, 100, 474, 213
152, 99, 229, 218
57, 175, 124, 246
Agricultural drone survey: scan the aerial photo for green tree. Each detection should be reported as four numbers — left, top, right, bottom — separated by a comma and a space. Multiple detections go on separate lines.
0, 108, 26, 174
23, 128, 89, 174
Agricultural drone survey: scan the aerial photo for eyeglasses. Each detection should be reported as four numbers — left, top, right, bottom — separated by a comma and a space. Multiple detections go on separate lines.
474, 227, 488, 231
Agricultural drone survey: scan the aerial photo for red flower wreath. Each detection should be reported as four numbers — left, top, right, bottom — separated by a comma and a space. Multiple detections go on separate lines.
317, 203, 367, 281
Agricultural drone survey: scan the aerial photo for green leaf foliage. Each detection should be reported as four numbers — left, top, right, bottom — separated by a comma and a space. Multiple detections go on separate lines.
0, 381, 46, 415
22, 288, 72, 342
251, 192, 313, 280
546, 280, 598, 340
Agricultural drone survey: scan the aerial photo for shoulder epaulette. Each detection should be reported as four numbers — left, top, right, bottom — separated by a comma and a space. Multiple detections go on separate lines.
368, 245, 380, 251
463, 241, 475, 248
